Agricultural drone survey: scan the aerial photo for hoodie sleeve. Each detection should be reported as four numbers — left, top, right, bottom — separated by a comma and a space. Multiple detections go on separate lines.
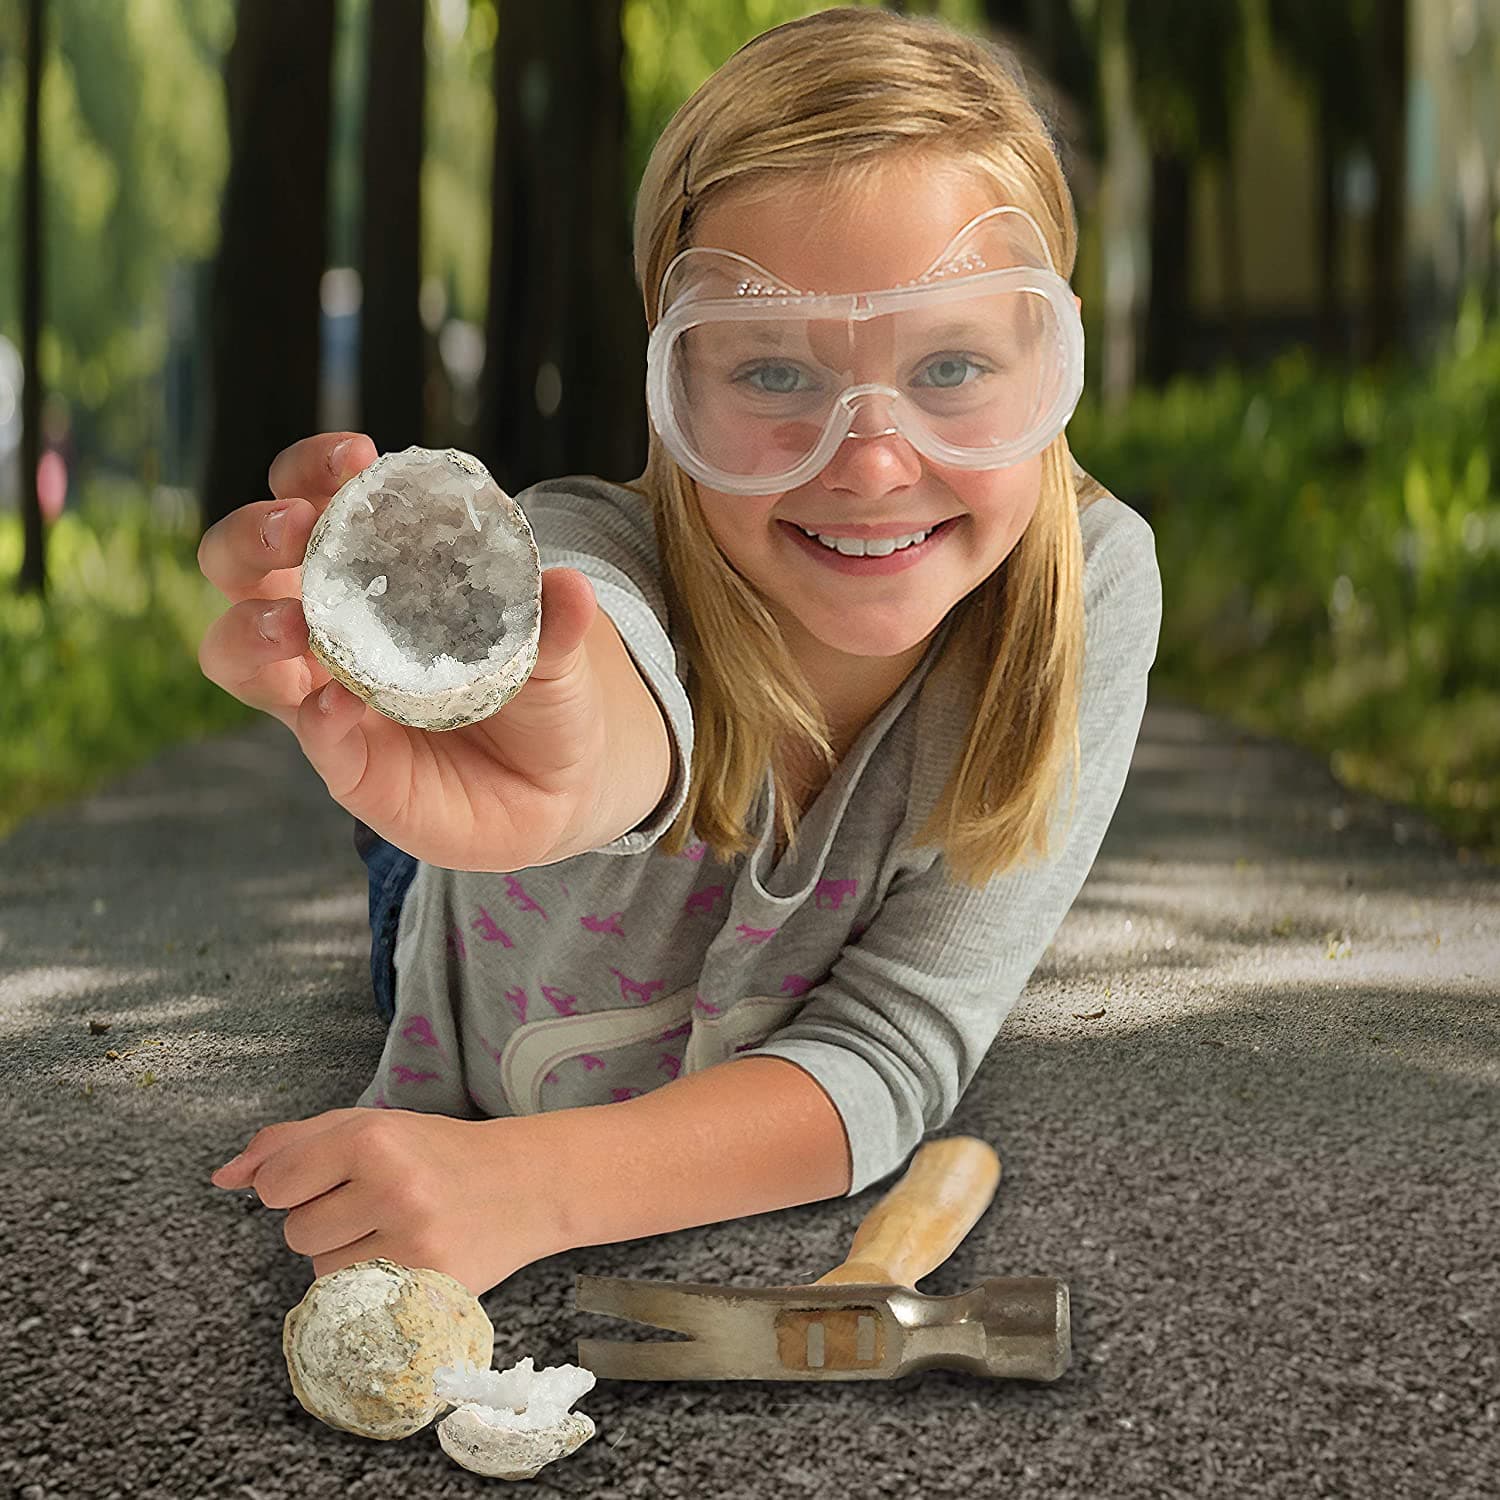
742, 503, 1163, 1195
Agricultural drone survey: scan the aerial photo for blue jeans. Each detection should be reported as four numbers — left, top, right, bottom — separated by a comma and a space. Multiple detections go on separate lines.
353, 818, 419, 1026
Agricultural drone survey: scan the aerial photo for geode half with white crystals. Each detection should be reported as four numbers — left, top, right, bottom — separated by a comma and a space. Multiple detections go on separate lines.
300, 445, 541, 731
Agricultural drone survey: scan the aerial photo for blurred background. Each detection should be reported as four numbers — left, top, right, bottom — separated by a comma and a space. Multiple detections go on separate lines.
0, 0, 1496, 862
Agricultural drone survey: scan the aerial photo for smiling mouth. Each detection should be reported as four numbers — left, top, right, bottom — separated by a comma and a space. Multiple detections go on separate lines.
784, 518, 958, 556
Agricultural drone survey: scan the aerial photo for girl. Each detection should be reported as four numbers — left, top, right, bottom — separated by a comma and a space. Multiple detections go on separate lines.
202, 7, 1160, 1298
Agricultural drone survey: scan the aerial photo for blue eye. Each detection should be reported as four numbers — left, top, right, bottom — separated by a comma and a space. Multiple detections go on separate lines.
740, 363, 814, 396
914, 354, 988, 389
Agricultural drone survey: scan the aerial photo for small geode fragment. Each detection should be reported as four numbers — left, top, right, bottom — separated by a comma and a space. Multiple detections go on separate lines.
434, 1357, 598, 1480
282, 1258, 495, 1441
300, 445, 541, 730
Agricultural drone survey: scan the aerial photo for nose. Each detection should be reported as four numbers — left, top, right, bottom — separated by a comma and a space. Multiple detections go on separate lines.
817, 388, 924, 495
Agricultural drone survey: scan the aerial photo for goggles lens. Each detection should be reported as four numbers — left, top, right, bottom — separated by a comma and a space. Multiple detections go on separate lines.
647, 208, 1084, 494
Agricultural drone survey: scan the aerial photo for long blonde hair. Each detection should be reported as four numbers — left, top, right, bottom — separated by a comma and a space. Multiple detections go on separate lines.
628, 6, 1097, 888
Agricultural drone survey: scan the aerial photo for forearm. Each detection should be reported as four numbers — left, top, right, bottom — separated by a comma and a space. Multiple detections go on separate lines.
533, 1056, 854, 1253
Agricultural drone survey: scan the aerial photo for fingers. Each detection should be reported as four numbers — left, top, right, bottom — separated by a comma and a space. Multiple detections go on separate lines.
267, 431, 378, 506
530, 567, 600, 682
197, 432, 377, 605
197, 592, 329, 728
197, 495, 315, 604
288, 669, 415, 826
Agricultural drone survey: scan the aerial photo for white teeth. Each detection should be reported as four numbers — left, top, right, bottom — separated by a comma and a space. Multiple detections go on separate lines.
795, 524, 937, 556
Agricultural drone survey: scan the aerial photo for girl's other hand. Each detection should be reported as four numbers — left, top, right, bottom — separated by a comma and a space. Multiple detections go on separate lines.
209, 1107, 566, 1297
196, 432, 612, 872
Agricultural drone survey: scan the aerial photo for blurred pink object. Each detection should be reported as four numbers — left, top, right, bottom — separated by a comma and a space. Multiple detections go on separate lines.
38, 448, 66, 522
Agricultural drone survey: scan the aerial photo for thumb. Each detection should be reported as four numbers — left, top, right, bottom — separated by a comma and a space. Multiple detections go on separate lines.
530, 568, 599, 682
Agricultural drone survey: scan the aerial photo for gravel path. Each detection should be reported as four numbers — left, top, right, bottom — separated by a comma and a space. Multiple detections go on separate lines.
3, 696, 1495, 1499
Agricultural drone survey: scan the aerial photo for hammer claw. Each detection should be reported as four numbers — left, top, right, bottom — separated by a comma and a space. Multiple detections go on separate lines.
574, 1274, 748, 1339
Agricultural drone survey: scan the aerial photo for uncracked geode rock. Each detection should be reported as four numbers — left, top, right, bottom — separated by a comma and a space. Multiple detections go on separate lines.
300, 445, 542, 731
282, 1258, 495, 1441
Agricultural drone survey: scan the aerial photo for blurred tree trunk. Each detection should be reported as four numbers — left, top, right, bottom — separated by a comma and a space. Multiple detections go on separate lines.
1264, 0, 1366, 367
1143, 149, 1192, 384
1315, 89, 1346, 362
1217, 160, 1246, 364
1122, 0, 1245, 385
200, 1, 335, 532
980, 0, 1103, 159
479, 0, 644, 493
359, 0, 426, 453
1366, 0, 1407, 361
16, 0, 45, 601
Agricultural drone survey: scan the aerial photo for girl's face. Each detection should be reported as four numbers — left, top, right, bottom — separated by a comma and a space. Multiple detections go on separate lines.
684, 158, 1072, 679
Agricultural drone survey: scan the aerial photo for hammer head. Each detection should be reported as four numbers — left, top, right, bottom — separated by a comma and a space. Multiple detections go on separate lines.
575, 1274, 1070, 1383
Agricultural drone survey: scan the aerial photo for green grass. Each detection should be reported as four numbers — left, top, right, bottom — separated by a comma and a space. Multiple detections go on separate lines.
0, 477, 260, 841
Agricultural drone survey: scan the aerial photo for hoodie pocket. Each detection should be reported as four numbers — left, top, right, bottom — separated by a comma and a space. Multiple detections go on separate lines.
499, 989, 810, 1114
500, 986, 697, 1115
682, 993, 807, 1073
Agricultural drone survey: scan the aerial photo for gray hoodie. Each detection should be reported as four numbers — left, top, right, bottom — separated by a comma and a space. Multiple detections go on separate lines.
356, 471, 1162, 1195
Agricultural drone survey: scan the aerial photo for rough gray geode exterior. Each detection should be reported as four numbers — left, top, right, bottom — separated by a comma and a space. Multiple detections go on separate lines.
301, 445, 542, 731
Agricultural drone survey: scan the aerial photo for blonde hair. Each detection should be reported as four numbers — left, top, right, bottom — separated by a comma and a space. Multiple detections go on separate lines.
627, 6, 1097, 888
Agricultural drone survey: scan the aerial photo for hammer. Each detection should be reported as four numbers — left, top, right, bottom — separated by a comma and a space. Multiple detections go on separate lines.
574, 1136, 1070, 1383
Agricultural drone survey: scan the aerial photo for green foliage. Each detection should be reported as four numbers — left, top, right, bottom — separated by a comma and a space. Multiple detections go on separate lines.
620, 0, 986, 196
0, 480, 258, 840
1069, 301, 1500, 862
0, 0, 233, 459
421, 0, 498, 325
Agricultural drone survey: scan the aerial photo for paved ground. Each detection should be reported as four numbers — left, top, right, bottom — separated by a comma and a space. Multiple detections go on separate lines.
2, 696, 1496, 1499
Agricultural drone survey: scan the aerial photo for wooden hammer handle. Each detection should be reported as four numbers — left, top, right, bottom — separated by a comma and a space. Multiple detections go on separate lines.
810, 1136, 1002, 1288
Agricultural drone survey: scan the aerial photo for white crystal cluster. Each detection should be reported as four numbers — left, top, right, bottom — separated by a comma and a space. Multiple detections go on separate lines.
433, 1355, 595, 1431
300, 445, 542, 730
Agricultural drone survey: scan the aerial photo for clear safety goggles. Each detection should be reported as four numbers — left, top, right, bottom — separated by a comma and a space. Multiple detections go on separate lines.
646, 206, 1084, 496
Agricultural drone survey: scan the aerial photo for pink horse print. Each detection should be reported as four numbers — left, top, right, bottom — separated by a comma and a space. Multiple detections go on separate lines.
815, 876, 859, 911
735, 923, 778, 945
503, 985, 528, 1023
780, 974, 816, 996
581, 912, 626, 936
391, 1064, 441, 1086
540, 984, 581, 1017
471, 906, 514, 946
608, 966, 666, 1005
684, 885, 725, 917
503, 874, 547, 921
399, 1014, 450, 1062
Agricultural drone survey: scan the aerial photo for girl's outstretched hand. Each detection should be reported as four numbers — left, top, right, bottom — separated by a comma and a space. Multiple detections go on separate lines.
196, 431, 611, 872
209, 1107, 568, 1297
